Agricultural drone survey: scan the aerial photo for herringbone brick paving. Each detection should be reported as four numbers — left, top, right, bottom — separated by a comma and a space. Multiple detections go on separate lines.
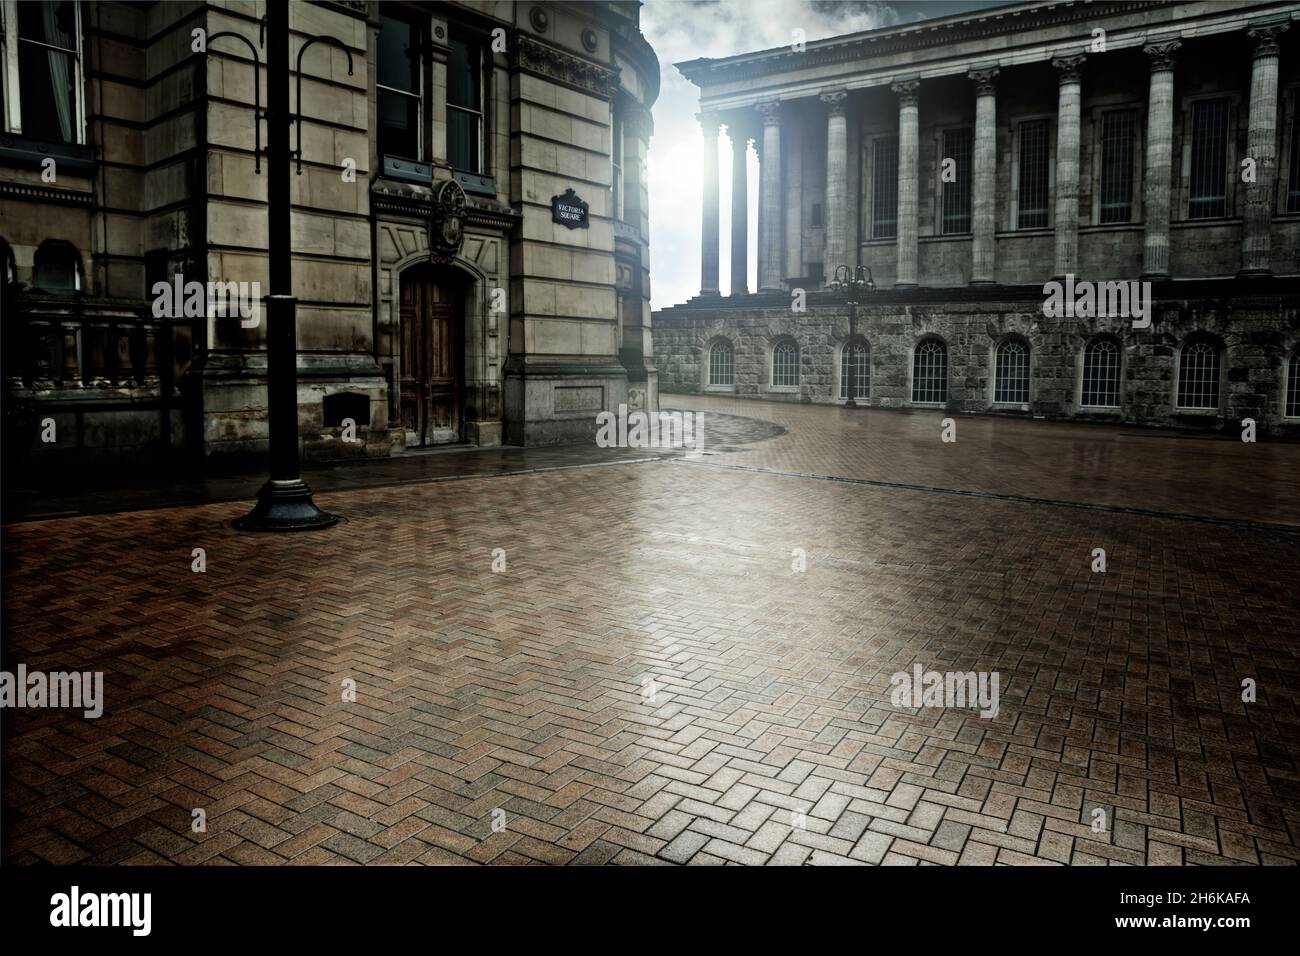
3, 402, 1298, 865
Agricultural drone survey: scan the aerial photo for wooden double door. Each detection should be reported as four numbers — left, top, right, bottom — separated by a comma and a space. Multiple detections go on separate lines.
399, 266, 464, 447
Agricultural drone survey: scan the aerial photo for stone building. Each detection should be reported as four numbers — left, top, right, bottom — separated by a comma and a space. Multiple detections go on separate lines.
655, 0, 1300, 436
1, 0, 659, 471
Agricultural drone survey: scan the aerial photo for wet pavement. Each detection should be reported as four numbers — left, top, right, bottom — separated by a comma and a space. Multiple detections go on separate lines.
2, 396, 1298, 865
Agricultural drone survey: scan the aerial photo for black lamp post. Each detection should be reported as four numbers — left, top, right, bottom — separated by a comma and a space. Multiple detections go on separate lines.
220, 2, 347, 531
827, 264, 875, 407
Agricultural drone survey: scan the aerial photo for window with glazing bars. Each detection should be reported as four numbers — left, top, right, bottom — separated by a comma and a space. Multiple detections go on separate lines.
377, 15, 422, 161
872, 136, 899, 238
1288, 104, 1300, 213
1188, 98, 1229, 219
1099, 109, 1136, 223
448, 37, 483, 173
994, 341, 1029, 404
12, 1, 82, 145
1081, 339, 1121, 407
1018, 119, 1050, 229
1287, 352, 1300, 418
709, 342, 734, 387
772, 341, 799, 388
912, 340, 947, 403
942, 128, 973, 234
611, 109, 624, 222
840, 341, 869, 399
1177, 339, 1220, 409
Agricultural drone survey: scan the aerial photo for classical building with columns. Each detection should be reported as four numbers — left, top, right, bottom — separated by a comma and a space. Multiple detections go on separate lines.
655, 0, 1300, 436
2, 0, 658, 474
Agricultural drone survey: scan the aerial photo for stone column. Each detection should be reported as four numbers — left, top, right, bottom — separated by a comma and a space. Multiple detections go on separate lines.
1240, 22, 1289, 277
784, 110, 803, 284
729, 120, 749, 295
1142, 41, 1180, 279
969, 69, 998, 284
821, 89, 850, 272
1052, 55, 1085, 278
756, 100, 783, 292
891, 80, 920, 288
698, 112, 721, 296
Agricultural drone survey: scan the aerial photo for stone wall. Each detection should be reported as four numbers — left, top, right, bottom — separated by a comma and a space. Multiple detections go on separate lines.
654, 287, 1300, 436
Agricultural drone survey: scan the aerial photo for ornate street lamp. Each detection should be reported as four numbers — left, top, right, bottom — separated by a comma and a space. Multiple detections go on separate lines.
215, 2, 350, 531
827, 264, 875, 407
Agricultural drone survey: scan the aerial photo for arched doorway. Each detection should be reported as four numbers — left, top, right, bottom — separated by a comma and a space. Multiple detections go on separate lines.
399, 264, 464, 446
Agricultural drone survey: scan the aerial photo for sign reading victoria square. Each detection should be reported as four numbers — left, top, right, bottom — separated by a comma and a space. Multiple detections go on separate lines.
551, 188, 590, 229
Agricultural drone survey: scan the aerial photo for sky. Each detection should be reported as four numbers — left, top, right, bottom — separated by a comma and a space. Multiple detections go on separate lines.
640, 0, 1012, 309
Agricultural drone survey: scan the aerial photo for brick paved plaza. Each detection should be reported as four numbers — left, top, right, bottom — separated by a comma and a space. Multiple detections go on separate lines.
3, 397, 1298, 865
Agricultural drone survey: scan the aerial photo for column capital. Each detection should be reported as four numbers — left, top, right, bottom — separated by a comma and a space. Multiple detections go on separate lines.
755, 100, 782, 126
1247, 21, 1289, 58
1143, 39, 1181, 72
819, 88, 849, 116
968, 68, 999, 97
1051, 54, 1085, 83
696, 111, 722, 134
890, 79, 920, 108
625, 106, 654, 141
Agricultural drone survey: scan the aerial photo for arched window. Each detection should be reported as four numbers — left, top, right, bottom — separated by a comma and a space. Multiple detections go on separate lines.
772, 339, 799, 388
33, 240, 82, 293
1082, 337, 1121, 407
840, 339, 869, 400
994, 340, 1029, 404
1177, 337, 1220, 410
708, 340, 734, 387
912, 339, 947, 404
1286, 350, 1300, 419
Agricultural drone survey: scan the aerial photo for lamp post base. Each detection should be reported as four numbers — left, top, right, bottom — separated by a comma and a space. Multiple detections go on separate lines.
233, 478, 338, 532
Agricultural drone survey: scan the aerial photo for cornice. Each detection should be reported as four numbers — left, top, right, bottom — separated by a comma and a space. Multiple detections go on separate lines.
0, 182, 94, 207
371, 180, 517, 230
676, 1, 1170, 86
513, 34, 620, 102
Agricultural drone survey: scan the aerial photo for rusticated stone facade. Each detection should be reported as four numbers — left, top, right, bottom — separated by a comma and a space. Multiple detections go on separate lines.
655, 285, 1300, 436
2, 0, 659, 473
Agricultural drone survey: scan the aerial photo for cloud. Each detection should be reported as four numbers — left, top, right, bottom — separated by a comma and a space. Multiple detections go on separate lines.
640, 0, 1001, 309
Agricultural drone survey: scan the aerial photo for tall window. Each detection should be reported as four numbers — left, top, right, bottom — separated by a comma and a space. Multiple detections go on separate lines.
1188, 98, 1230, 219
1099, 109, 1136, 224
1288, 102, 1300, 213
377, 15, 423, 161
772, 339, 799, 388
1177, 337, 1220, 409
1286, 350, 1300, 418
709, 341, 734, 387
872, 136, 899, 239
941, 128, 973, 234
448, 37, 483, 173
994, 340, 1029, 404
3, 0, 81, 144
611, 109, 624, 222
1082, 338, 1121, 407
1017, 119, 1050, 229
912, 340, 947, 404
840, 340, 869, 400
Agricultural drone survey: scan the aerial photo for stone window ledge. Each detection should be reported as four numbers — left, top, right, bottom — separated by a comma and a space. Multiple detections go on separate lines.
1079, 223, 1143, 233
704, 385, 735, 393
1171, 216, 1241, 229
767, 385, 799, 393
